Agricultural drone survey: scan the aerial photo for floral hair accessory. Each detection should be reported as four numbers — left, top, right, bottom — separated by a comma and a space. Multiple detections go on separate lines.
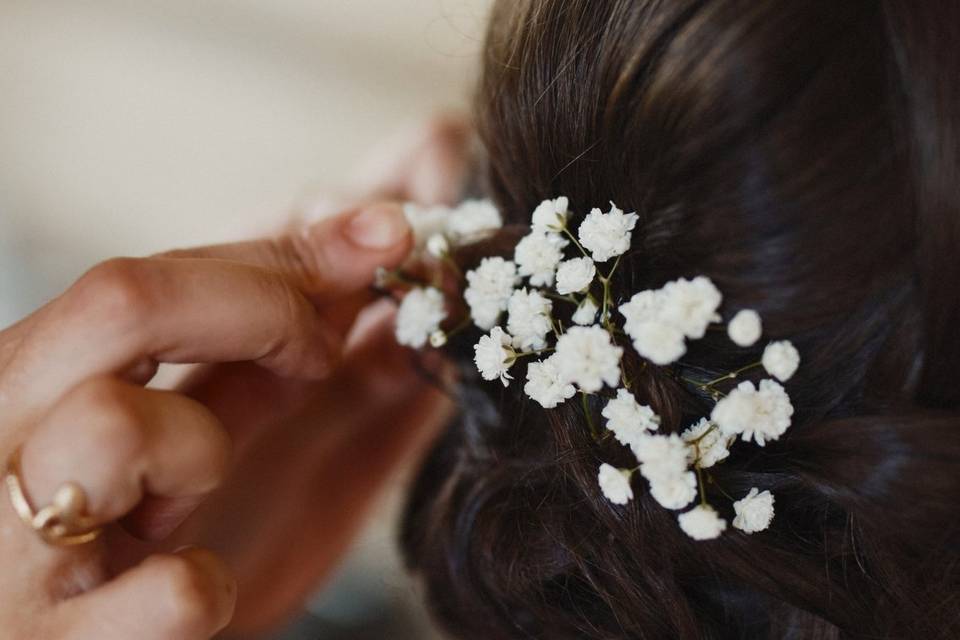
388, 197, 801, 540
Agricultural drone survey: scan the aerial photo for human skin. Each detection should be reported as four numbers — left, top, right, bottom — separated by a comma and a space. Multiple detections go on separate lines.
0, 117, 469, 639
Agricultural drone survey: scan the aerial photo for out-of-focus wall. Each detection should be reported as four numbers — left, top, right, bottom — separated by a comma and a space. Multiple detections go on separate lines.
0, 2, 490, 638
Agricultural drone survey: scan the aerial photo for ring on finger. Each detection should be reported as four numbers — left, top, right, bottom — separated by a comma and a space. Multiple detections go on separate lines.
4, 445, 103, 547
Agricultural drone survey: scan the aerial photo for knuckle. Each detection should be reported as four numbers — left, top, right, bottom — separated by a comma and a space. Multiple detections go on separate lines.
277, 234, 332, 292
71, 258, 156, 327
69, 378, 146, 459
152, 555, 221, 634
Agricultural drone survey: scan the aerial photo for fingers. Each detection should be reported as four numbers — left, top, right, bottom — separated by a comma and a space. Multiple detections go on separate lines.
53, 547, 236, 640
3, 203, 411, 411
161, 201, 411, 296
19, 377, 230, 540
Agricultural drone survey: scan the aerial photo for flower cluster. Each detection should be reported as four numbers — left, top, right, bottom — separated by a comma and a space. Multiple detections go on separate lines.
390, 197, 801, 541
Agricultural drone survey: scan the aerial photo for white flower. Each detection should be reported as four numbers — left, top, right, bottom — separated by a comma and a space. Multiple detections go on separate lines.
507, 288, 553, 351
572, 297, 598, 325
403, 203, 450, 248
601, 389, 660, 450
681, 418, 731, 468
446, 199, 503, 243
473, 327, 516, 386
598, 464, 634, 505
464, 257, 519, 330
711, 379, 794, 446
577, 202, 638, 262
514, 231, 568, 287
524, 355, 576, 408
648, 470, 698, 510
659, 276, 723, 340
762, 340, 800, 382
727, 309, 762, 347
678, 505, 727, 540
553, 326, 623, 393
627, 321, 687, 365
531, 196, 569, 233
395, 287, 447, 349
732, 488, 775, 534
429, 330, 447, 347
632, 433, 689, 479
555, 257, 596, 295
426, 233, 450, 258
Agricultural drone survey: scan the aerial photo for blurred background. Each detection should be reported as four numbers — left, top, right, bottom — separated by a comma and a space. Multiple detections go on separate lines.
0, 1, 491, 637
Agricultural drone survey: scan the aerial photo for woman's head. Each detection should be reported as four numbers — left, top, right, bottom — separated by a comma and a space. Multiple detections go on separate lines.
402, 1, 960, 638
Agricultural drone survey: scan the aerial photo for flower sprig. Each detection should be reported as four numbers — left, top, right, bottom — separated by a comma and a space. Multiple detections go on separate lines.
392, 197, 800, 541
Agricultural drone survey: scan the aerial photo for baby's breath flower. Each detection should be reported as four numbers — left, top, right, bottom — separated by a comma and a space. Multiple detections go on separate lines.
446, 199, 503, 243
395, 287, 447, 349
659, 276, 723, 340
555, 257, 596, 295
524, 355, 577, 408
678, 505, 727, 540
464, 257, 519, 330
602, 389, 660, 450
572, 297, 599, 325
627, 321, 687, 365
633, 433, 690, 479
681, 418, 731, 468
403, 203, 450, 248
598, 463, 634, 505
732, 488, 775, 534
711, 379, 794, 446
473, 327, 516, 386
727, 309, 762, 347
648, 470, 698, 510
429, 330, 447, 348
762, 340, 800, 381
514, 231, 567, 287
426, 233, 450, 258
554, 325, 623, 393
507, 288, 553, 351
577, 202, 638, 263
531, 196, 570, 233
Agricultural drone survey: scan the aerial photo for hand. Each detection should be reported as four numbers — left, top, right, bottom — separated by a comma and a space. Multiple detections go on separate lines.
0, 116, 471, 639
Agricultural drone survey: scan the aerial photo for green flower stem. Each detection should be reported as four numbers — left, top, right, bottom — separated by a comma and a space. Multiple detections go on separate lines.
695, 462, 708, 506
702, 361, 763, 388
515, 348, 555, 360
444, 315, 474, 339
562, 227, 590, 258
442, 254, 463, 279
581, 392, 599, 439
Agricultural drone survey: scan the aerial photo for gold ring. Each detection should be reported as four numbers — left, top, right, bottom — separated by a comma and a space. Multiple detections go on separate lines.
4, 446, 103, 546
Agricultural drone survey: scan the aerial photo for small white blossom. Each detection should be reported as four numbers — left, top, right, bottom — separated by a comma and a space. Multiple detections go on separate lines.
598, 464, 634, 505
554, 326, 623, 393
514, 231, 567, 287
446, 199, 503, 243
429, 330, 447, 347
577, 202, 638, 262
627, 321, 687, 365
555, 257, 596, 295
531, 196, 570, 233
403, 203, 450, 248
648, 470, 698, 510
727, 309, 762, 347
762, 340, 800, 382
395, 287, 447, 349
682, 418, 731, 468
426, 233, 450, 258
678, 505, 727, 540
711, 379, 794, 446
524, 355, 576, 408
601, 389, 660, 450
507, 288, 554, 351
733, 488, 775, 534
473, 327, 516, 386
633, 433, 690, 479
464, 257, 519, 330
572, 297, 598, 325
659, 276, 723, 340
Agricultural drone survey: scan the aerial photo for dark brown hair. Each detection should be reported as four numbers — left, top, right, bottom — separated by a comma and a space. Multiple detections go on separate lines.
402, 1, 960, 638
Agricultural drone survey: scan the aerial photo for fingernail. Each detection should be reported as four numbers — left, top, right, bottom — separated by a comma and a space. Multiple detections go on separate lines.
344, 203, 409, 250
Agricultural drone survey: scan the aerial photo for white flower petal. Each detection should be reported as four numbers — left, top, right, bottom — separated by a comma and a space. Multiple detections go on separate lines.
678, 505, 727, 540
464, 257, 520, 330
711, 379, 794, 446
473, 327, 516, 386
524, 355, 577, 408
598, 463, 634, 505
762, 340, 800, 382
553, 326, 623, 393
727, 309, 762, 347
555, 257, 596, 295
395, 287, 447, 349
507, 288, 554, 351
732, 488, 775, 534
577, 202, 638, 262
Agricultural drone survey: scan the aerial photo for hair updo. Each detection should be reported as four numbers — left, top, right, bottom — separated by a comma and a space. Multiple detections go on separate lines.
401, 1, 960, 638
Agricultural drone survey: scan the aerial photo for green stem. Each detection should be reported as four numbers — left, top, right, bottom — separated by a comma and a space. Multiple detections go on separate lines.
694, 463, 708, 507
562, 227, 590, 258
444, 315, 473, 339
581, 392, 599, 439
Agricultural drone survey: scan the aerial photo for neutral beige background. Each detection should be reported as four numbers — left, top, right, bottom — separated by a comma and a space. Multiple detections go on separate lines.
0, 1, 491, 637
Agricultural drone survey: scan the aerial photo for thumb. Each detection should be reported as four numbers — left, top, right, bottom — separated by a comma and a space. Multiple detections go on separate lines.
160, 201, 412, 298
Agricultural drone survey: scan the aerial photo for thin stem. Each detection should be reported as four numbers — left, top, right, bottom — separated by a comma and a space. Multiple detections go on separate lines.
515, 347, 555, 360
545, 292, 579, 304
444, 315, 473, 339
702, 361, 763, 388
706, 472, 735, 501
581, 392, 599, 439
562, 227, 589, 258
442, 254, 463, 279
695, 463, 708, 506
